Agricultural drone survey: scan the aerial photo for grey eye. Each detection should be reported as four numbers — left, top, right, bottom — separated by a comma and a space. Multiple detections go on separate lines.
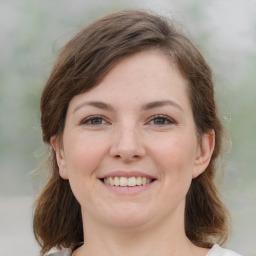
149, 115, 174, 125
90, 117, 103, 124
82, 116, 107, 125
153, 117, 169, 125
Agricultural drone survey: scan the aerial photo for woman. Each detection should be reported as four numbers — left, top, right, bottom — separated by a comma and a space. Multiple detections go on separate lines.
33, 10, 242, 256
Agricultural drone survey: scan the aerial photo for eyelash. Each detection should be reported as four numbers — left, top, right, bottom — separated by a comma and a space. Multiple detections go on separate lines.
80, 114, 176, 126
147, 115, 176, 126
80, 115, 108, 125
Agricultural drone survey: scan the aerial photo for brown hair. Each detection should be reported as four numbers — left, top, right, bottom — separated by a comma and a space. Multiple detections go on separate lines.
33, 10, 230, 255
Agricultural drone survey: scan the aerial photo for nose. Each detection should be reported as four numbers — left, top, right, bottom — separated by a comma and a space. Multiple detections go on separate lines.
109, 125, 146, 162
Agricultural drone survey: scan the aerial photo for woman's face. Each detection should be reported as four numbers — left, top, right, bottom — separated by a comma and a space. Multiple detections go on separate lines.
52, 50, 214, 230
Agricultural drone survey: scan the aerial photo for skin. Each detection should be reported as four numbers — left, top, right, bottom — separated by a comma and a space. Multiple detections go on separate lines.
51, 50, 215, 256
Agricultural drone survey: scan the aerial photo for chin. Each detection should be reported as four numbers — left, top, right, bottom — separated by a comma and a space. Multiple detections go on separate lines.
97, 203, 154, 229
108, 215, 151, 229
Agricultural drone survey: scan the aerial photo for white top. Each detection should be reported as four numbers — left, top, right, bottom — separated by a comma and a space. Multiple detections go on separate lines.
48, 244, 242, 256
207, 244, 242, 256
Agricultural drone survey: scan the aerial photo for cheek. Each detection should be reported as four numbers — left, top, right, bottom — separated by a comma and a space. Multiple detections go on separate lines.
150, 134, 197, 177
63, 134, 108, 205
63, 134, 107, 177
154, 136, 196, 165
146, 135, 198, 217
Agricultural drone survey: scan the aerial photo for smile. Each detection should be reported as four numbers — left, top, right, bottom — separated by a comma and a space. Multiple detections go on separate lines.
103, 177, 154, 187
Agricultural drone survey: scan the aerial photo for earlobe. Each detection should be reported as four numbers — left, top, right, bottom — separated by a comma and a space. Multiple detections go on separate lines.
50, 136, 69, 180
193, 130, 215, 178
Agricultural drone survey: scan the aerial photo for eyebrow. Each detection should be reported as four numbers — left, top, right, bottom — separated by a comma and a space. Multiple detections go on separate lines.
73, 99, 183, 113
73, 101, 114, 113
141, 100, 184, 112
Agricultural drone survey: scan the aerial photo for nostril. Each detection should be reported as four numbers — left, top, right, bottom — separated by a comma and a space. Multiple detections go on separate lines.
113, 154, 141, 161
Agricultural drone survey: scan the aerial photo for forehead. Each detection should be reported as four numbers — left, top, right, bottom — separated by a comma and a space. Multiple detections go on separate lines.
68, 50, 190, 111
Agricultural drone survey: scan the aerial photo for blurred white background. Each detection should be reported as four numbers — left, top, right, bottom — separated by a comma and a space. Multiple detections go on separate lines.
0, 0, 255, 255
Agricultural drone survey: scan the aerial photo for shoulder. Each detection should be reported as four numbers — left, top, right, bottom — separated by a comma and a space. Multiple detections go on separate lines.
207, 244, 243, 256
47, 248, 73, 256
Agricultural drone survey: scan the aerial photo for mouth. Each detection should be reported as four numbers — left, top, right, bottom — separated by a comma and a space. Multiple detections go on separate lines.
100, 176, 156, 187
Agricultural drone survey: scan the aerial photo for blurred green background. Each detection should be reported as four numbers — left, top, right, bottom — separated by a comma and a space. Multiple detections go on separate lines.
0, 0, 255, 255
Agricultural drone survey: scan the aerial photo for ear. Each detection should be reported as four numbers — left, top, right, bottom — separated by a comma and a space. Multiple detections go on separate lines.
193, 130, 215, 179
50, 136, 69, 180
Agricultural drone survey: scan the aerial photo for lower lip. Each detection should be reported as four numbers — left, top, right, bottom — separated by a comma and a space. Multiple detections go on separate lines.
100, 180, 156, 194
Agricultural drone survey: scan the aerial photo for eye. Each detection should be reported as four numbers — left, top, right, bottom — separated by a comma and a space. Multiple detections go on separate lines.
81, 115, 108, 125
147, 115, 175, 126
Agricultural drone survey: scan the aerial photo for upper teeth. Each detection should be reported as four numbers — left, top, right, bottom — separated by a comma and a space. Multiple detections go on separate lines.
103, 177, 152, 187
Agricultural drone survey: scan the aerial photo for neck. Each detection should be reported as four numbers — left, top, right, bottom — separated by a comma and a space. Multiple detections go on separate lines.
73, 205, 206, 256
